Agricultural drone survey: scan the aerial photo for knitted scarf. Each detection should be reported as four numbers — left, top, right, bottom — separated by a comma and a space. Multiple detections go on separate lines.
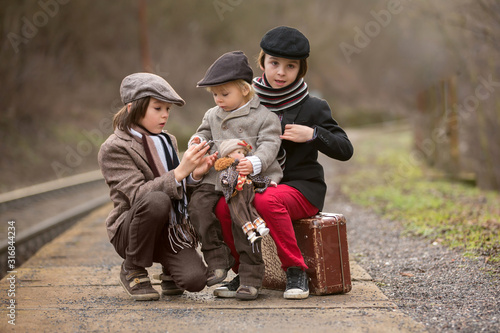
253, 74, 309, 170
252, 74, 309, 113
131, 125, 198, 253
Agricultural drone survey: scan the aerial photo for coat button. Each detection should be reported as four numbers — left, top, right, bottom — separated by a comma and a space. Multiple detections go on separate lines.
238, 128, 243, 133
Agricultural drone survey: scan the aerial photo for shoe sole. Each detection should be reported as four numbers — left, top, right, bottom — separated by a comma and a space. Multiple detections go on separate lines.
119, 279, 160, 301
236, 293, 258, 300
283, 289, 309, 300
213, 288, 237, 298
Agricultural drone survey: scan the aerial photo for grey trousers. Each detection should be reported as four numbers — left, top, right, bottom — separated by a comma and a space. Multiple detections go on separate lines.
111, 191, 207, 292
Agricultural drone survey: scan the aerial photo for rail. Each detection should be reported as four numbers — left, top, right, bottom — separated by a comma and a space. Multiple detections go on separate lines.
0, 171, 109, 277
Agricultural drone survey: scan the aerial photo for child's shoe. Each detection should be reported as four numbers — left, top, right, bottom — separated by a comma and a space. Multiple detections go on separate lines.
207, 268, 228, 286
214, 275, 240, 298
235, 285, 259, 300
283, 267, 309, 300
247, 231, 262, 243
153, 272, 185, 295
119, 263, 159, 301
256, 224, 270, 237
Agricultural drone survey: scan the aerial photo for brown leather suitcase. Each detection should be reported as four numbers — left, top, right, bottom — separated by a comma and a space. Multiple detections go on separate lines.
261, 213, 352, 295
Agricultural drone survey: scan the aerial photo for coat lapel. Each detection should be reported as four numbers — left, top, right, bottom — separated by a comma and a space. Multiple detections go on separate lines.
116, 129, 150, 167
280, 104, 303, 131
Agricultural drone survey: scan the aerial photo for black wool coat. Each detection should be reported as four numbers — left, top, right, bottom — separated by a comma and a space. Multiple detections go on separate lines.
277, 95, 353, 211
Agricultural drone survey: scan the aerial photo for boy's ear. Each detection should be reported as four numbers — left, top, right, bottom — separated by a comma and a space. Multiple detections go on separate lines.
242, 85, 250, 97
127, 103, 132, 113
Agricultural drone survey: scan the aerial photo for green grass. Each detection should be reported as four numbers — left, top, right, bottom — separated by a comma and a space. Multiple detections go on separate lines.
341, 128, 500, 270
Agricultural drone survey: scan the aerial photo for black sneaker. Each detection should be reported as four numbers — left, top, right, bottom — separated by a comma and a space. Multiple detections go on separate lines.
283, 267, 309, 299
213, 275, 240, 298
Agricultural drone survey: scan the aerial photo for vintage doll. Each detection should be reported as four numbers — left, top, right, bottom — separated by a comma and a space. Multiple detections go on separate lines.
214, 139, 276, 244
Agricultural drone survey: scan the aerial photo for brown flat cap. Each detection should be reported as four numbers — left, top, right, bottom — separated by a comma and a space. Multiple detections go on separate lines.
197, 51, 253, 87
120, 72, 185, 106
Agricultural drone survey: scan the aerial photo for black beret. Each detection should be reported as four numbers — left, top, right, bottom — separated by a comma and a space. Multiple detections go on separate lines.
260, 26, 310, 60
197, 51, 253, 87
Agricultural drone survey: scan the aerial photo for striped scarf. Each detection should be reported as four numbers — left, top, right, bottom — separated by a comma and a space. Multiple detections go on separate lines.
252, 74, 309, 113
131, 125, 198, 253
253, 75, 308, 171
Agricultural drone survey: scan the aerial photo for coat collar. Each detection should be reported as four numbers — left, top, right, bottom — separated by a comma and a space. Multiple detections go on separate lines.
115, 128, 148, 162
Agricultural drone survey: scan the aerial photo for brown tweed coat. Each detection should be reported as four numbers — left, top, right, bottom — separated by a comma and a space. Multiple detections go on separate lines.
98, 128, 183, 241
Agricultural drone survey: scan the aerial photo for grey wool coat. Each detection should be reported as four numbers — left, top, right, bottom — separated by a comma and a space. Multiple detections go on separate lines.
98, 128, 183, 241
191, 95, 283, 190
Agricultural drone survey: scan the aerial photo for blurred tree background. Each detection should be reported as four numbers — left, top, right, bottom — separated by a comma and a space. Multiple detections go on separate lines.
0, 0, 499, 192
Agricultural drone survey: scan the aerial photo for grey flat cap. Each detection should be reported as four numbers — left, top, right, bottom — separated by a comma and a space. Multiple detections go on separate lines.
120, 72, 185, 106
197, 51, 253, 87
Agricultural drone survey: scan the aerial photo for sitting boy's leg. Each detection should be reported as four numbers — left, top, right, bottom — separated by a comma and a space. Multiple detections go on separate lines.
253, 185, 318, 270
232, 220, 265, 300
188, 184, 234, 279
214, 197, 240, 272
254, 185, 318, 299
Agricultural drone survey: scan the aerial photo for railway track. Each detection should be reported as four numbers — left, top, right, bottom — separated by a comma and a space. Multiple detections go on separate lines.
0, 170, 109, 278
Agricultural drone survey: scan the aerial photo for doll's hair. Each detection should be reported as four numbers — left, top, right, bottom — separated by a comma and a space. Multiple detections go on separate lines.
206, 79, 255, 103
257, 50, 308, 79
113, 96, 151, 135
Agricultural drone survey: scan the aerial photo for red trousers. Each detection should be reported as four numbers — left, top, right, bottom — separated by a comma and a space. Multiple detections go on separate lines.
215, 184, 319, 272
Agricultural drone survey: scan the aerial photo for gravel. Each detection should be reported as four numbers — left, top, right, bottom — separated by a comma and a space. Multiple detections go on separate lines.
326, 183, 500, 333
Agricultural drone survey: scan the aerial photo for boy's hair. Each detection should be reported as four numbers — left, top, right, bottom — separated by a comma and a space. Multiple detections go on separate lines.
257, 50, 308, 79
206, 79, 255, 103
113, 96, 151, 134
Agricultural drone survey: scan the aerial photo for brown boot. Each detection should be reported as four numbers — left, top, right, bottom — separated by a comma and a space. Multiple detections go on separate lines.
119, 264, 159, 301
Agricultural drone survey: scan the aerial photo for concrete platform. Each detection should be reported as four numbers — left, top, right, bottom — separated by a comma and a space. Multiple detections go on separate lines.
0, 204, 427, 332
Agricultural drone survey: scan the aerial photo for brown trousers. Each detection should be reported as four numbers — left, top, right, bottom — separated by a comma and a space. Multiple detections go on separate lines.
111, 191, 207, 292
189, 183, 264, 288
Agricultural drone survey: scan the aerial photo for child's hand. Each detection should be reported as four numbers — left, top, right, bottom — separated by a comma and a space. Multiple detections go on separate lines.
175, 141, 212, 181
235, 158, 253, 175
270, 181, 277, 187
280, 124, 314, 143
192, 150, 218, 180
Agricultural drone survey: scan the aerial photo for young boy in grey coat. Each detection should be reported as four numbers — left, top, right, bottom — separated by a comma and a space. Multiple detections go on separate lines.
188, 51, 282, 300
